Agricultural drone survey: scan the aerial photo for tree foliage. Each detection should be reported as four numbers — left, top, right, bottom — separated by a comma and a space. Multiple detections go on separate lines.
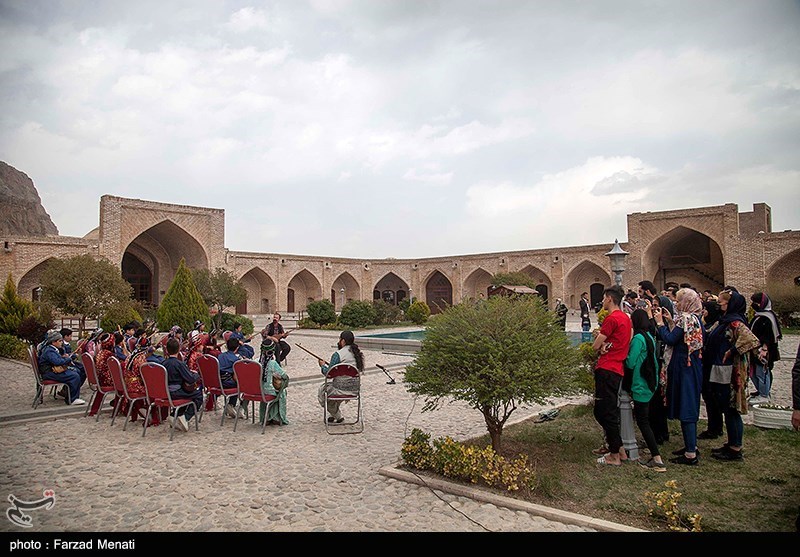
339, 300, 377, 329
40, 255, 133, 333
100, 301, 143, 332
192, 267, 247, 331
156, 258, 210, 333
490, 272, 537, 289
406, 300, 430, 325
306, 299, 337, 325
0, 273, 33, 336
404, 295, 587, 452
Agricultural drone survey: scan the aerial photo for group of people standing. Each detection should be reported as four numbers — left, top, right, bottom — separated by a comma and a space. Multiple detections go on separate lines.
591, 280, 783, 471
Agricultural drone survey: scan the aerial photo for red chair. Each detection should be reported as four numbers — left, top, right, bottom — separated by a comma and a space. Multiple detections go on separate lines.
140, 362, 201, 441
222, 331, 233, 342
232, 359, 276, 434
197, 354, 239, 426
323, 364, 363, 435
107, 356, 148, 431
82, 352, 114, 421
28, 344, 62, 409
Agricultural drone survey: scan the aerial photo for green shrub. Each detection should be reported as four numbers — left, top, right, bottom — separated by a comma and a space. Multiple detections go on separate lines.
100, 301, 143, 332
217, 312, 254, 335
307, 299, 337, 325
373, 300, 404, 325
339, 300, 376, 329
0, 273, 33, 335
406, 300, 430, 325
321, 322, 341, 330
0, 333, 27, 360
156, 258, 209, 333
400, 428, 435, 469
297, 317, 320, 329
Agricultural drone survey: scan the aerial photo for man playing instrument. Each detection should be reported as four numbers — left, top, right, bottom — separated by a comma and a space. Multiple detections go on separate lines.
265, 313, 292, 365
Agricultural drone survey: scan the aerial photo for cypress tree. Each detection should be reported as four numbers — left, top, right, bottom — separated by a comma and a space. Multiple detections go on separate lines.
0, 273, 33, 336
156, 258, 209, 332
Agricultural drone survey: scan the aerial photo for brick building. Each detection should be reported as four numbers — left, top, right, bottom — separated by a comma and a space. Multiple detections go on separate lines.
2, 196, 798, 315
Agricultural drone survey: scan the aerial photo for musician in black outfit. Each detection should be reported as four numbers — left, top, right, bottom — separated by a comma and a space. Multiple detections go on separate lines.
266, 313, 292, 364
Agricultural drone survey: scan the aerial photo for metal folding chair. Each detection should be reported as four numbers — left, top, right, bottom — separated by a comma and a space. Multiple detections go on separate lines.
140, 362, 201, 441
29, 344, 62, 409
232, 359, 277, 434
323, 364, 363, 435
197, 354, 239, 426
107, 356, 148, 431
82, 352, 114, 420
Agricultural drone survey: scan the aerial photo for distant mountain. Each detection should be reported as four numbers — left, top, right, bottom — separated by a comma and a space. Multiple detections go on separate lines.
0, 161, 59, 237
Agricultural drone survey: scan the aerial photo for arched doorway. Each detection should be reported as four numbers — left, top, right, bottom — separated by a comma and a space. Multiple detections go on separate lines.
332, 272, 360, 310
122, 220, 209, 307
564, 260, 612, 309
287, 269, 322, 313
17, 258, 58, 302
122, 252, 152, 304
425, 270, 452, 314
519, 264, 551, 304
463, 268, 493, 302
643, 226, 724, 293
373, 272, 410, 306
239, 267, 277, 315
590, 283, 605, 310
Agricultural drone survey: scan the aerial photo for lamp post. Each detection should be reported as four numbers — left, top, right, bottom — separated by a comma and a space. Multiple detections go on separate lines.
340, 287, 345, 309
604, 239, 629, 289
408, 287, 412, 304
34, 286, 43, 302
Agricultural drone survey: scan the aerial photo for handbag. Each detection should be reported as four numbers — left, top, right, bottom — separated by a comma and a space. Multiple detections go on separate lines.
52, 365, 68, 374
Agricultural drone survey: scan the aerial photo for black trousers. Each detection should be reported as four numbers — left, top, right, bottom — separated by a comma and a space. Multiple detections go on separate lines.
277, 340, 291, 363
593, 368, 623, 453
634, 399, 661, 458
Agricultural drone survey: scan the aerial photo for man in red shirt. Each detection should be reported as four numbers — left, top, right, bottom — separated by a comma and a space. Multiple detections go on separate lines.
592, 285, 632, 465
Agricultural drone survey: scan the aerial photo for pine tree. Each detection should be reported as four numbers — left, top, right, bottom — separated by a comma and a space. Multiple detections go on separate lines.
0, 273, 33, 336
156, 258, 210, 332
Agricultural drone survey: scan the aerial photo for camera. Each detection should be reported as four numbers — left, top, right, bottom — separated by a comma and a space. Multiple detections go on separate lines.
636, 299, 649, 309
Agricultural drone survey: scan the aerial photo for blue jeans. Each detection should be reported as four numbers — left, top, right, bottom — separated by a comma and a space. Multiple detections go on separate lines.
41, 367, 86, 404
751, 362, 772, 397
581, 320, 590, 332
221, 376, 241, 407
680, 420, 698, 454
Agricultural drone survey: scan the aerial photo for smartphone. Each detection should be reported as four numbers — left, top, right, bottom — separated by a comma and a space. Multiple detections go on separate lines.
636, 300, 648, 309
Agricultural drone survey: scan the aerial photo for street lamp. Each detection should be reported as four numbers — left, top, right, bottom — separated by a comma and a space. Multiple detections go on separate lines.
340, 287, 345, 308
34, 286, 43, 302
408, 287, 412, 304
604, 239, 629, 288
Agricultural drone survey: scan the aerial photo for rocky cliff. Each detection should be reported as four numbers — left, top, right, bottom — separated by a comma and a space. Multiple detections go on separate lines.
0, 161, 59, 237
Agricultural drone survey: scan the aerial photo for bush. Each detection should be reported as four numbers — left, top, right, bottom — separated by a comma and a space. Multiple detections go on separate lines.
297, 317, 320, 329
339, 300, 377, 329
406, 300, 431, 325
16, 315, 54, 346
373, 300, 404, 325
0, 273, 33, 335
217, 312, 254, 335
0, 333, 27, 360
100, 301, 143, 332
307, 299, 337, 325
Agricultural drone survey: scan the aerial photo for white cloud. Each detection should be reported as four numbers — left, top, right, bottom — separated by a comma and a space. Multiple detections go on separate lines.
226, 7, 271, 33
403, 167, 453, 185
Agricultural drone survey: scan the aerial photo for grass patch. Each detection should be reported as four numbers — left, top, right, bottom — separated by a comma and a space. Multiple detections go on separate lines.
454, 403, 800, 532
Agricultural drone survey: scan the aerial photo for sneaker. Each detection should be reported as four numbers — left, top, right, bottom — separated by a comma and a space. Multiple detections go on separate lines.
748, 396, 770, 405
327, 416, 335, 423
697, 430, 722, 440
671, 447, 701, 456
335, 417, 344, 424
225, 405, 237, 419
70, 398, 86, 406
165, 415, 174, 428
669, 454, 699, 465
638, 458, 667, 472
711, 447, 743, 461
711, 443, 730, 454
236, 406, 247, 419
56, 386, 68, 400
176, 415, 189, 432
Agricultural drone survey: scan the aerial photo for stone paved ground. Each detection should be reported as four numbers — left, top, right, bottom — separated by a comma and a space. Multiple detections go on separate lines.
1, 325, 796, 533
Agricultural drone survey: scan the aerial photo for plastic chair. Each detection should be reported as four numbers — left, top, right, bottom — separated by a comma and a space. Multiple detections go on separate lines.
29, 344, 62, 409
82, 352, 114, 421
323, 364, 363, 435
107, 356, 148, 431
197, 354, 239, 426
140, 362, 201, 441
232, 359, 276, 434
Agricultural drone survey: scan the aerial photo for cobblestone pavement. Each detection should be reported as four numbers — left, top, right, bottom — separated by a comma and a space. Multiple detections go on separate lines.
1, 327, 796, 533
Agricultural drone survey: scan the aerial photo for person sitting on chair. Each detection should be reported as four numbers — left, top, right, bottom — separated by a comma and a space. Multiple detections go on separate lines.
258, 338, 289, 426
265, 313, 292, 365
229, 322, 255, 359
218, 337, 247, 419
317, 330, 363, 424
163, 338, 203, 432
37, 330, 86, 405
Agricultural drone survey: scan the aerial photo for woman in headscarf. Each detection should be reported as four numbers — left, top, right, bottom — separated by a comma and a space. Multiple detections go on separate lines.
258, 337, 290, 426
318, 330, 364, 424
748, 292, 783, 404
121, 335, 165, 426
703, 289, 760, 461
88, 333, 116, 416
699, 298, 725, 440
647, 294, 673, 445
653, 288, 705, 465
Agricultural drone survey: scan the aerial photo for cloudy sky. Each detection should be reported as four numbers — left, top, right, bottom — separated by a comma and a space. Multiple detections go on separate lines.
1, 0, 799, 259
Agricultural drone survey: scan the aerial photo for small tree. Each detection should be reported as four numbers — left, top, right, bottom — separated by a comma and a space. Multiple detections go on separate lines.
100, 301, 143, 332
0, 273, 33, 336
373, 300, 404, 325
406, 300, 430, 325
40, 255, 133, 334
192, 267, 247, 331
490, 272, 537, 289
307, 299, 337, 325
156, 258, 210, 333
404, 295, 585, 452
339, 300, 377, 329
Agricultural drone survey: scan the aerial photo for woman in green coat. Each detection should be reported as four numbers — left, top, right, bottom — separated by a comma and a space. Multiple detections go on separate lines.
258, 338, 290, 426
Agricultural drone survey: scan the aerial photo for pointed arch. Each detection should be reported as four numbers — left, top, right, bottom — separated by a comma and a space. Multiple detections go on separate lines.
17, 258, 58, 302
424, 270, 453, 314
519, 264, 552, 304
238, 267, 277, 315
766, 248, 800, 287
564, 260, 612, 309
642, 226, 724, 292
373, 272, 410, 306
122, 219, 209, 306
287, 269, 322, 313
332, 272, 360, 310
463, 268, 493, 301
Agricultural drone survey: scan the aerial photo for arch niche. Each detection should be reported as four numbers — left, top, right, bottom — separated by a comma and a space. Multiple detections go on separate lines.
642, 226, 724, 293
564, 260, 611, 309
332, 272, 360, 310
519, 264, 551, 304
373, 272, 409, 306
765, 248, 800, 287
287, 269, 322, 313
425, 270, 453, 314
238, 267, 277, 315
463, 268, 493, 301
17, 258, 58, 302
122, 220, 209, 306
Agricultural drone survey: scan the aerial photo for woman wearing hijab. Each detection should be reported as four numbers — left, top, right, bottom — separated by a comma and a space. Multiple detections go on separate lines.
748, 292, 783, 404
705, 290, 760, 461
647, 295, 673, 445
699, 299, 724, 440
88, 333, 116, 416
258, 338, 290, 426
653, 288, 705, 465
